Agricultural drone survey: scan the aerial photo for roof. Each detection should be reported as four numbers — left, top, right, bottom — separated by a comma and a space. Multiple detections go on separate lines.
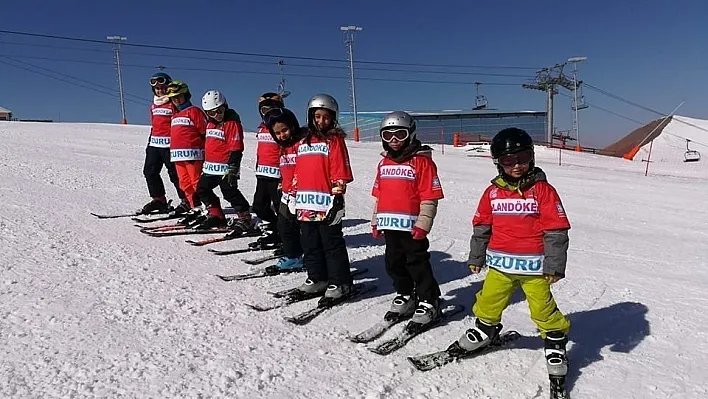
0, 106, 12, 114
341, 109, 545, 118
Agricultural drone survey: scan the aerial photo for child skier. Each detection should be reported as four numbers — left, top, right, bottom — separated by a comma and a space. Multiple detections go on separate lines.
455, 127, 571, 385
195, 90, 253, 232
139, 72, 189, 215
250, 92, 286, 248
291, 94, 354, 305
371, 111, 444, 327
165, 80, 207, 224
264, 108, 305, 270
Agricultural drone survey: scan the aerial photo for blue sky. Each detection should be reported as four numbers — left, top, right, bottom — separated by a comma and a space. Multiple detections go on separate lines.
1, 0, 707, 147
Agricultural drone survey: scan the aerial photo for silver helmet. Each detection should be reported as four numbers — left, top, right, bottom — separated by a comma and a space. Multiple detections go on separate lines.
306, 94, 339, 127
380, 111, 416, 134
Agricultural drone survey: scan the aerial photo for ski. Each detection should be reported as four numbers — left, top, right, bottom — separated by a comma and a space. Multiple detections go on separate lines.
218, 265, 305, 282
243, 253, 282, 265
91, 212, 142, 219
185, 230, 261, 246
208, 246, 283, 256
267, 268, 369, 298
348, 313, 412, 344
283, 283, 378, 325
368, 304, 466, 355
132, 214, 182, 223
145, 227, 232, 237
406, 330, 521, 372
549, 376, 569, 399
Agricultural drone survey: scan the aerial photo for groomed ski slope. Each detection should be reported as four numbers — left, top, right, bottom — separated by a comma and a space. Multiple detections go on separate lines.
1, 121, 707, 399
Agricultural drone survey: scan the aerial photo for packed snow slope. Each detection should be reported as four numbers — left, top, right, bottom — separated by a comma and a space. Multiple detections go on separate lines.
1, 121, 707, 399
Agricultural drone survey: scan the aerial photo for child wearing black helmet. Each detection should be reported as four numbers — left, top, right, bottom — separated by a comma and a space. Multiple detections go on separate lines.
453, 127, 571, 391
139, 72, 189, 215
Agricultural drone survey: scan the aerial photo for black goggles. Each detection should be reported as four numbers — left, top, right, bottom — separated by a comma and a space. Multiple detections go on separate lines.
206, 107, 225, 117
262, 107, 284, 123
496, 149, 534, 167
150, 77, 169, 87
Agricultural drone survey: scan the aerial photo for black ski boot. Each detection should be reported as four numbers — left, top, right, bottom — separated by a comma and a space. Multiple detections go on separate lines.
248, 231, 281, 250
195, 215, 227, 230
545, 331, 569, 398
457, 318, 503, 352
139, 198, 171, 214
171, 199, 191, 216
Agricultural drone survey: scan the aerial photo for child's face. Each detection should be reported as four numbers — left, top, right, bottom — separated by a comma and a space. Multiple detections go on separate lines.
501, 162, 530, 178
154, 86, 167, 96
170, 94, 186, 106
273, 122, 291, 141
314, 109, 333, 131
387, 137, 405, 151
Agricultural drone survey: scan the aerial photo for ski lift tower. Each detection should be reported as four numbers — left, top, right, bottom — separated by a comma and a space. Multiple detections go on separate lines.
567, 56, 588, 150
107, 35, 128, 124
522, 63, 576, 145
340, 25, 363, 142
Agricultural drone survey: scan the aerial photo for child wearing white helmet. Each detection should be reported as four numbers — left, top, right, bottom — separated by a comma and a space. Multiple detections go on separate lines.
195, 90, 253, 232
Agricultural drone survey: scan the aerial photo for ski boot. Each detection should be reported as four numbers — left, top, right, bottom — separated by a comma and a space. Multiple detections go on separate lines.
403, 298, 442, 334
195, 215, 227, 230
248, 231, 281, 250
383, 294, 416, 321
275, 256, 303, 270
178, 207, 206, 227
139, 198, 172, 214
225, 212, 256, 239
545, 331, 569, 398
319, 283, 353, 307
288, 278, 328, 302
171, 199, 191, 216
457, 318, 503, 352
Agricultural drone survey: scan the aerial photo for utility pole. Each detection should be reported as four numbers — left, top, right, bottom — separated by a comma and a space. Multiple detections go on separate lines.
522, 63, 575, 145
567, 56, 587, 150
340, 25, 363, 142
107, 36, 128, 124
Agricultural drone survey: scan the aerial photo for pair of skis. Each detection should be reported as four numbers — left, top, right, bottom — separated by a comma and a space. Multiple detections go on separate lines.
90, 206, 174, 220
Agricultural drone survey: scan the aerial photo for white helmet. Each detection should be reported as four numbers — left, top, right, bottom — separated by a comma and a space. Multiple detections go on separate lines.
202, 90, 227, 111
306, 93, 339, 127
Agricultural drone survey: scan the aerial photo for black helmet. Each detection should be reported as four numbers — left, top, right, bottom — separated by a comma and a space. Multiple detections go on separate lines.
258, 92, 285, 118
491, 128, 534, 159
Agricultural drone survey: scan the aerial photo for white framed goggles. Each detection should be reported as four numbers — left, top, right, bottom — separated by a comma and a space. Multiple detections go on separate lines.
380, 128, 410, 143
150, 76, 169, 87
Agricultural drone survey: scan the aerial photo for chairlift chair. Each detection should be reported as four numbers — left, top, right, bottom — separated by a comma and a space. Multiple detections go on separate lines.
684, 139, 701, 163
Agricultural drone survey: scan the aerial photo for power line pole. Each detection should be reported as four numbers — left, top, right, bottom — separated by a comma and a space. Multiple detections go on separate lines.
522, 63, 575, 145
567, 56, 587, 150
340, 25, 362, 142
107, 35, 128, 124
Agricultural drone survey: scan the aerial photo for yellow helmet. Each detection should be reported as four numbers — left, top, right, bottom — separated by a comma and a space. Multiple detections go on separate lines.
166, 80, 190, 98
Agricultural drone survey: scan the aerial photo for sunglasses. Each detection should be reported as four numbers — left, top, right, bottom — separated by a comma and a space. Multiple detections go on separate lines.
206, 107, 225, 117
150, 77, 169, 87
496, 149, 534, 167
380, 128, 410, 143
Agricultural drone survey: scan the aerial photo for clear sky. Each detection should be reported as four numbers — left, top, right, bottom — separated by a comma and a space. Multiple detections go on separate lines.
1, 0, 707, 147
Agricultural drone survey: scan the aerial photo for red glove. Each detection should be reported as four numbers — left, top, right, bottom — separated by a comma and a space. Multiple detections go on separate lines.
372, 225, 383, 239
411, 226, 428, 240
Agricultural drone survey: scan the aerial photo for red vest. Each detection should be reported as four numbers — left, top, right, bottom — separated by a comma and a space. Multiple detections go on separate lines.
203, 119, 243, 175
148, 102, 174, 148
279, 143, 297, 203
170, 105, 207, 161
372, 152, 444, 232
255, 123, 281, 178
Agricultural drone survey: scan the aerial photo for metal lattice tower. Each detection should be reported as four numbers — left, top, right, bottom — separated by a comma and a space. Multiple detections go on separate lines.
522, 63, 576, 144
107, 35, 128, 124
567, 57, 588, 149
340, 25, 363, 141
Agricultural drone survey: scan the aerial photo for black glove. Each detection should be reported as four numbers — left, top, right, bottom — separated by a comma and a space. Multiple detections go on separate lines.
222, 151, 242, 186
324, 194, 345, 226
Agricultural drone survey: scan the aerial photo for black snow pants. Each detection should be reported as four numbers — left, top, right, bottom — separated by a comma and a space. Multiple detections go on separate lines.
143, 145, 185, 200
196, 174, 250, 213
300, 220, 352, 286
383, 230, 441, 301
252, 176, 281, 227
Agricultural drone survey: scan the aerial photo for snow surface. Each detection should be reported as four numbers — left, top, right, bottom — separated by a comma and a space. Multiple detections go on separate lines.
1, 121, 707, 398
632, 115, 708, 179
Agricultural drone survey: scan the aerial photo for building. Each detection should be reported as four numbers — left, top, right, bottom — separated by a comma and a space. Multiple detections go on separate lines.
340, 109, 546, 145
0, 106, 12, 121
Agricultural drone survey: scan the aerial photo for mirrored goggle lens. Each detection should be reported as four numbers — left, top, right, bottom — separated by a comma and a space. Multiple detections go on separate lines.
206, 107, 225, 117
497, 149, 533, 167
150, 77, 168, 86
381, 128, 409, 143
263, 107, 284, 123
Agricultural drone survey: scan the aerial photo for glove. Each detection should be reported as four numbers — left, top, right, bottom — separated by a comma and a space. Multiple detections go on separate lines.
411, 226, 428, 240
279, 197, 296, 220
324, 194, 345, 226
469, 264, 484, 274
222, 167, 239, 186
372, 225, 383, 239
287, 194, 296, 215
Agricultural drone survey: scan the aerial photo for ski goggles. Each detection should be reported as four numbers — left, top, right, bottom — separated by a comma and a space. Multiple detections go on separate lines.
205, 107, 225, 117
495, 149, 534, 167
380, 128, 410, 143
262, 107, 284, 123
150, 76, 169, 87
